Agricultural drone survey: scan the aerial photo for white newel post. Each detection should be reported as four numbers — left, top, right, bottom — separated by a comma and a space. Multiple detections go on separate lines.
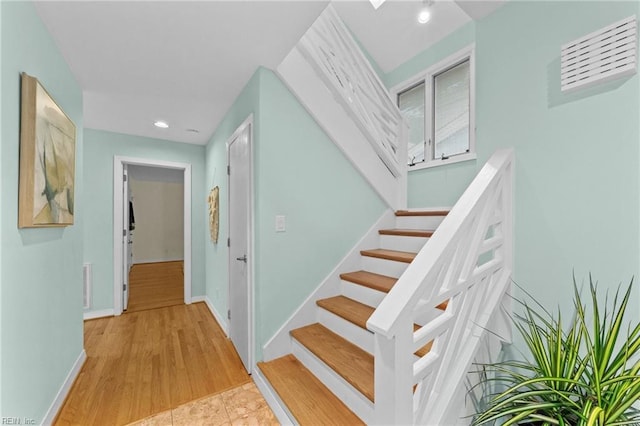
373, 322, 414, 425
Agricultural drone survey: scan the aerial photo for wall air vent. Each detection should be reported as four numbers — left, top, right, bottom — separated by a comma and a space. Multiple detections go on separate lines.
561, 15, 637, 92
83, 263, 92, 309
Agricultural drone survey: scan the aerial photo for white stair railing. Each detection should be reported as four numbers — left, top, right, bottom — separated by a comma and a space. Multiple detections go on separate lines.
277, 5, 407, 209
298, 5, 405, 178
367, 149, 515, 424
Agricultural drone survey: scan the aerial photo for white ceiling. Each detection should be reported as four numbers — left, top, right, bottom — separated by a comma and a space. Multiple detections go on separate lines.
34, 0, 504, 146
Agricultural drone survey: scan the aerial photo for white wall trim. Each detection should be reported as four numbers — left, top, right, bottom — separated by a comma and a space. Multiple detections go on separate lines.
252, 367, 295, 425
113, 156, 192, 316
133, 257, 184, 265
196, 295, 229, 336
42, 350, 86, 425
262, 209, 395, 361
83, 309, 115, 321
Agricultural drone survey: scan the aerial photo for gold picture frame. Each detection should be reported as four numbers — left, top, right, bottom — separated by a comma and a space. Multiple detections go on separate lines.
18, 73, 76, 228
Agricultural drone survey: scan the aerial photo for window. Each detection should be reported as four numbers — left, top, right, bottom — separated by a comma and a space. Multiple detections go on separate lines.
395, 45, 475, 169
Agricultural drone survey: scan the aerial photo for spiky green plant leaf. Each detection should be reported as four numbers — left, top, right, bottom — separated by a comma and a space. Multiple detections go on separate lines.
472, 277, 640, 426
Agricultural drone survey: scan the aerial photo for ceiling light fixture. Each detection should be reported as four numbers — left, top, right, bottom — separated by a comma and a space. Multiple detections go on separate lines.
369, 0, 386, 10
154, 120, 169, 129
418, 0, 433, 24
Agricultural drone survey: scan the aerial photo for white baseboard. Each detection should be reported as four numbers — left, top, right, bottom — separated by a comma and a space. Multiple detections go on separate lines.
42, 349, 87, 425
83, 308, 115, 320
133, 257, 184, 265
252, 367, 294, 425
197, 295, 228, 336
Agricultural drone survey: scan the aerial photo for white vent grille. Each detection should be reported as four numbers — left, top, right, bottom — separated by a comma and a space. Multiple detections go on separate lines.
561, 15, 637, 92
83, 263, 92, 309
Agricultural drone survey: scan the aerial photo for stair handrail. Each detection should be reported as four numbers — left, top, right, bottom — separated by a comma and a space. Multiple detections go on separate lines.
297, 5, 407, 178
367, 148, 514, 424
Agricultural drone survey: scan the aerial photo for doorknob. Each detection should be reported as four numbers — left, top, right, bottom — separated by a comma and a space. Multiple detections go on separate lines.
236, 255, 247, 263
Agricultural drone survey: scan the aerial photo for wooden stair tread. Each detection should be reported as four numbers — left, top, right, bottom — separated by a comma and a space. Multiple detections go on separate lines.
317, 295, 436, 358
317, 295, 374, 330
360, 248, 416, 263
291, 323, 374, 402
340, 270, 397, 293
258, 355, 364, 425
395, 210, 449, 217
379, 228, 434, 237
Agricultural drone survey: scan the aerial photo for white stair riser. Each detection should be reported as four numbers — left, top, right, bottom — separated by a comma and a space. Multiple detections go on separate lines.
317, 308, 373, 354
395, 215, 446, 230
379, 234, 429, 253
292, 339, 374, 424
361, 256, 410, 278
340, 280, 386, 308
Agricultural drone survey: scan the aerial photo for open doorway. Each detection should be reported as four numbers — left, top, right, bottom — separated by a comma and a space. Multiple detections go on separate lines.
126, 165, 185, 312
113, 157, 192, 316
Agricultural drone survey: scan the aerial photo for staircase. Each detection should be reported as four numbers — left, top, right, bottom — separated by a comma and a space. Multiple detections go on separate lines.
260, 4, 514, 424
258, 210, 448, 424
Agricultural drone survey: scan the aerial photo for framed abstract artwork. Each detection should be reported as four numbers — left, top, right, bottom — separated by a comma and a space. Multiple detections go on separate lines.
18, 73, 76, 228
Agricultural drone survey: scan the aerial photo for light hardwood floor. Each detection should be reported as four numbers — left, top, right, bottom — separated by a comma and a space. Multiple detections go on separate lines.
126, 261, 184, 313
55, 302, 251, 426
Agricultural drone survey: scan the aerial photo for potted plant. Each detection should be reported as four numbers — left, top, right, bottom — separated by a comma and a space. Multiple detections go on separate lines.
473, 277, 640, 426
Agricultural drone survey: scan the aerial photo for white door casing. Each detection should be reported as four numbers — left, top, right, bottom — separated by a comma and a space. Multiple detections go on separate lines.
113, 157, 192, 316
228, 115, 254, 373
122, 164, 130, 311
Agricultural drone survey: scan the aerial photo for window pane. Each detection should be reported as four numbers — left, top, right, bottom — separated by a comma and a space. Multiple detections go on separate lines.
398, 82, 425, 165
434, 60, 470, 159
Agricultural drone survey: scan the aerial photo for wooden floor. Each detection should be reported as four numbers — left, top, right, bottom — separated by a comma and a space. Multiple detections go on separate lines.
55, 302, 251, 426
126, 261, 184, 313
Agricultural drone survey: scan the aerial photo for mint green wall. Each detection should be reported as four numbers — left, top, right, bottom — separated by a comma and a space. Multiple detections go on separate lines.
254, 69, 385, 360
204, 70, 261, 327
83, 129, 206, 313
1, 2, 84, 421
383, 21, 476, 90
205, 67, 386, 362
386, 1, 640, 316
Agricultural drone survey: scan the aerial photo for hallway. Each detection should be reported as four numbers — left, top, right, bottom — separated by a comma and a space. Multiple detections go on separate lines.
55, 303, 251, 425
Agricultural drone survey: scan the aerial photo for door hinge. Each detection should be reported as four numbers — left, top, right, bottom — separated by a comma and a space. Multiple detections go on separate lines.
227, 165, 230, 175
123, 229, 126, 237
227, 237, 230, 247
123, 284, 127, 291
227, 309, 231, 320
123, 174, 127, 182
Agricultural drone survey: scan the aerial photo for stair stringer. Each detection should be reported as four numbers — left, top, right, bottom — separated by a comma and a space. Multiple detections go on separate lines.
262, 209, 395, 362
252, 367, 296, 426
277, 46, 405, 210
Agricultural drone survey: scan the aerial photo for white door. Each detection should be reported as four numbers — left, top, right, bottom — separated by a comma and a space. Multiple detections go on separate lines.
228, 121, 252, 372
122, 165, 130, 311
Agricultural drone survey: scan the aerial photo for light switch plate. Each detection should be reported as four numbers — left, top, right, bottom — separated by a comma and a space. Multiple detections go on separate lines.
275, 215, 286, 232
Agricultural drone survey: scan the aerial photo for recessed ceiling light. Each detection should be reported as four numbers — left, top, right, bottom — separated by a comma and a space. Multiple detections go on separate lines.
418, 0, 433, 24
154, 120, 169, 129
418, 8, 431, 24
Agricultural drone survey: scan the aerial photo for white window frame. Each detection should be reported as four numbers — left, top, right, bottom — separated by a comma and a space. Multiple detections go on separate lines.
392, 44, 476, 171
